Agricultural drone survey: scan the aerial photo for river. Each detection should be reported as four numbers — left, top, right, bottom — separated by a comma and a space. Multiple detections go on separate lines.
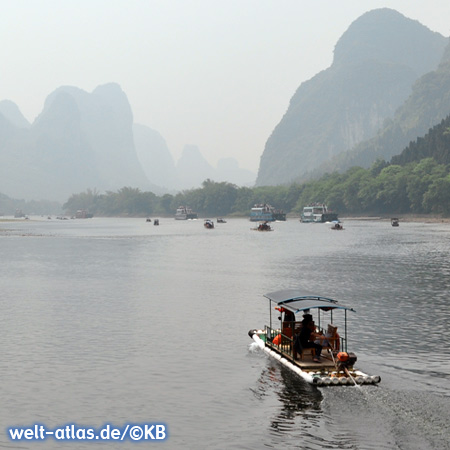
0, 217, 449, 449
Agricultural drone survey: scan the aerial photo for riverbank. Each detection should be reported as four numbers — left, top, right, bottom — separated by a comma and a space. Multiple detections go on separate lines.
341, 214, 450, 223
2, 214, 450, 224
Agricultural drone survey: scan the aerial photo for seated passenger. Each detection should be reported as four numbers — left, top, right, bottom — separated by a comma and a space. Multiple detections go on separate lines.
319, 324, 340, 351
282, 308, 295, 338
295, 317, 324, 362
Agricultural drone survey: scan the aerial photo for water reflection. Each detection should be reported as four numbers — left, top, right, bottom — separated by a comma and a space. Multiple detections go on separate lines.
252, 362, 323, 434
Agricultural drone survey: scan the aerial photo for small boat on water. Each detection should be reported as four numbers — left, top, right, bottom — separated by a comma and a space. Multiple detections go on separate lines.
330, 220, 344, 230
153, 219, 159, 226
146, 218, 152, 223
300, 204, 338, 223
252, 221, 273, 231
175, 206, 198, 220
250, 204, 286, 222
248, 289, 381, 387
217, 218, 227, 223
391, 218, 399, 227
204, 219, 214, 229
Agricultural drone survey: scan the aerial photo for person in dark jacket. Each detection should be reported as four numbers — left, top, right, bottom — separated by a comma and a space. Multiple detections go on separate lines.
295, 316, 323, 362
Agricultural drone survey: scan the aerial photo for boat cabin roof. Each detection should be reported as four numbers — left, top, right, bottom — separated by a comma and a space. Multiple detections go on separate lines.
264, 288, 355, 314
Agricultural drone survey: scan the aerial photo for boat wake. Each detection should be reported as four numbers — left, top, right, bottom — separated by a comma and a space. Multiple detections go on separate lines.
248, 342, 261, 353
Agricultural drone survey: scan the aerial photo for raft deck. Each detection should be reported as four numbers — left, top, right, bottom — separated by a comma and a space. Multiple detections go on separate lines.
267, 341, 339, 371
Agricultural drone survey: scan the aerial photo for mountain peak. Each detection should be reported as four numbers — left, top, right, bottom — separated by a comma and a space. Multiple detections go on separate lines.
0, 100, 30, 128
333, 8, 446, 75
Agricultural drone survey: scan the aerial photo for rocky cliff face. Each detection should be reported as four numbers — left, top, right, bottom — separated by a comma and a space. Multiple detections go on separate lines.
256, 8, 448, 186
316, 38, 450, 175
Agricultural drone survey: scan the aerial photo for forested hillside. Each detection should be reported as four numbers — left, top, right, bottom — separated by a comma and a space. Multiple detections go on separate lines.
391, 116, 450, 166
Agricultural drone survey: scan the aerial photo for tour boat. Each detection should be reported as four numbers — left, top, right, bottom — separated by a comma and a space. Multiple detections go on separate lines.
250, 204, 286, 222
249, 288, 381, 387
175, 206, 198, 220
300, 204, 338, 223
75, 209, 93, 219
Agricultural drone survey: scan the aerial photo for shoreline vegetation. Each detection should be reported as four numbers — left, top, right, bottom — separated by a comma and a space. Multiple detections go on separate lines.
341, 214, 450, 223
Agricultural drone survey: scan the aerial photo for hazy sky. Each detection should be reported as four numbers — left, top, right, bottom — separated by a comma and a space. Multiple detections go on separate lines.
1, 1, 449, 172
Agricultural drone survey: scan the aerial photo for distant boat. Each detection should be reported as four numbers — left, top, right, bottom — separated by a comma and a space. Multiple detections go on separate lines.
300, 204, 338, 223
250, 204, 286, 222
75, 209, 93, 219
153, 219, 159, 226
330, 220, 344, 230
391, 218, 399, 227
146, 218, 152, 222
175, 206, 198, 220
217, 218, 227, 223
252, 221, 273, 231
204, 219, 214, 229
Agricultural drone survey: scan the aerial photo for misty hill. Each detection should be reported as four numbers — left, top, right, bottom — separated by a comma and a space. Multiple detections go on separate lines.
133, 123, 177, 190
176, 144, 214, 189
0, 83, 159, 201
38, 84, 154, 192
256, 8, 448, 186
0, 100, 30, 129
1, 83, 254, 202
215, 157, 256, 186
174, 146, 255, 189
134, 126, 256, 190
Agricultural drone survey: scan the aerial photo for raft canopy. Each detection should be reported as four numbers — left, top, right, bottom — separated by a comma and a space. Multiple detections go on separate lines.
264, 288, 356, 314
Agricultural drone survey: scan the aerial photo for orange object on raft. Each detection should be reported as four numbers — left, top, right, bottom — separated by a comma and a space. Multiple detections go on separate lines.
337, 352, 349, 362
273, 334, 281, 345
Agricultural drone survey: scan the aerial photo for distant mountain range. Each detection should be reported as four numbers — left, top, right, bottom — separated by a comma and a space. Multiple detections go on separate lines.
2, 7, 450, 202
0, 85, 255, 202
133, 125, 255, 192
256, 8, 450, 186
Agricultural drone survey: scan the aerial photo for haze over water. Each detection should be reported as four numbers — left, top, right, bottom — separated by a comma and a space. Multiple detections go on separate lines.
1, 217, 449, 449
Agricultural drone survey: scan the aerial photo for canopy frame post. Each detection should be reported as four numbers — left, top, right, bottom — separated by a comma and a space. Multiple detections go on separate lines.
344, 309, 348, 352
269, 298, 272, 330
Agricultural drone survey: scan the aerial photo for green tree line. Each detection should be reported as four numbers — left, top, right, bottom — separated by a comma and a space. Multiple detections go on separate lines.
62, 156, 450, 217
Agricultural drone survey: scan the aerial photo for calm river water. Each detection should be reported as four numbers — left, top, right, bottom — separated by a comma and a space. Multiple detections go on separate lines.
1, 217, 449, 449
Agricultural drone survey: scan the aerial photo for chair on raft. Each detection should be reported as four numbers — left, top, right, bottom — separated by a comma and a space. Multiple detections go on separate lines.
293, 334, 315, 360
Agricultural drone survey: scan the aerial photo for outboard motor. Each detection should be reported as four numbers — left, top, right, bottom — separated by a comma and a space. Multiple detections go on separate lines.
337, 352, 357, 364
337, 351, 357, 370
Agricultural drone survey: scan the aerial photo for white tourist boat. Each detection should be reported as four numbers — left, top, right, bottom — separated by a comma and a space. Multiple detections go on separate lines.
300, 204, 338, 223
174, 206, 198, 220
